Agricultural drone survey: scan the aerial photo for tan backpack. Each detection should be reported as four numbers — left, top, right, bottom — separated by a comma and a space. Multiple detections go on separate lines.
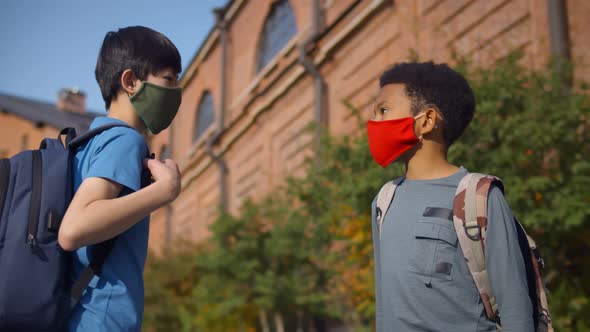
375, 173, 553, 331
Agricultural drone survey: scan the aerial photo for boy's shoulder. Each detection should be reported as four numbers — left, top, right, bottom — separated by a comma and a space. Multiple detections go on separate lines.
86, 117, 147, 151
77, 116, 148, 169
372, 176, 405, 208
76, 117, 148, 191
373, 169, 468, 210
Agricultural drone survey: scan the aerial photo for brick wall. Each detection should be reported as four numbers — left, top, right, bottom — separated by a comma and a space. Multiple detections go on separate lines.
149, 0, 589, 252
0, 112, 60, 158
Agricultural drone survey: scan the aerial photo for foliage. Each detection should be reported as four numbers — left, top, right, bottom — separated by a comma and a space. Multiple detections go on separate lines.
143, 248, 203, 332
452, 55, 590, 331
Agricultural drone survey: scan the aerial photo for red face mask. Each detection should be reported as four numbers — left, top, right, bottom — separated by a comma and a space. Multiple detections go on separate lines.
366, 114, 424, 168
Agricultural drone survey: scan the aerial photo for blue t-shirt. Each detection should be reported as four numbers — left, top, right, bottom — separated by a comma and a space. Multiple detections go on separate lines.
67, 117, 150, 332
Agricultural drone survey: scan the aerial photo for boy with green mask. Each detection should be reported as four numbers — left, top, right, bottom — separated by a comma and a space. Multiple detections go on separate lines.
58, 26, 182, 331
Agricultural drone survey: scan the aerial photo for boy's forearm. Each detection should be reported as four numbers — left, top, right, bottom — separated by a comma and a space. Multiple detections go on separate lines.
59, 183, 173, 250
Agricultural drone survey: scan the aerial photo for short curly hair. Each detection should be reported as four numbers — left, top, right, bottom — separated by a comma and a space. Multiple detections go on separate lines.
379, 61, 476, 146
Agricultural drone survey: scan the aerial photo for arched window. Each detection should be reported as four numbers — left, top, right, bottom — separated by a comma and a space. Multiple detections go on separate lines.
194, 91, 215, 141
257, 0, 297, 72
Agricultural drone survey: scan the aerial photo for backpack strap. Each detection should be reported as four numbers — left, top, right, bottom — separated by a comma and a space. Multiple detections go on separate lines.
0, 159, 10, 220
40, 128, 78, 150
68, 123, 133, 150
521, 223, 554, 331
375, 177, 404, 239
453, 173, 502, 322
69, 238, 116, 308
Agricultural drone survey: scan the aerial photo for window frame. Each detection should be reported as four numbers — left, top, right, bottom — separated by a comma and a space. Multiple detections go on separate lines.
193, 91, 216, 142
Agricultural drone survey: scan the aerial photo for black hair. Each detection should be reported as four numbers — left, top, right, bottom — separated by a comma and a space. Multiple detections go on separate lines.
379, 61, 476, 146
95, 26, 182, 110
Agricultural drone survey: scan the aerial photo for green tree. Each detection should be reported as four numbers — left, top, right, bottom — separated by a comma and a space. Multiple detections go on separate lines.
143, 248, 203, 332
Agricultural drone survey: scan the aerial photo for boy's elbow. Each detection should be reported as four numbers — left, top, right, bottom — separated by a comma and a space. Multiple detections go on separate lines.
58, 226, 81, 251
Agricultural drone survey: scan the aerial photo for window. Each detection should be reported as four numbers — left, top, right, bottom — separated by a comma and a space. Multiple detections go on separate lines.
257, 0, 297, 71
194, 91, 215, 142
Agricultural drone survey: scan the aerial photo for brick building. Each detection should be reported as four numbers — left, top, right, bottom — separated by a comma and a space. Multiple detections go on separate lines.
0, 89, 95, 159
149, 0, 589, 253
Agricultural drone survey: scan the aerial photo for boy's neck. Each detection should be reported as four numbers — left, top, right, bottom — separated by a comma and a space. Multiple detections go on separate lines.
404, 142, 460, 180
107, 98, 146, 132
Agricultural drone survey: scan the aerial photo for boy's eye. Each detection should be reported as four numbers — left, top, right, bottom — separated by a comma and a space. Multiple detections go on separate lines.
162, 75, 178, 83
380, 107, 390, 114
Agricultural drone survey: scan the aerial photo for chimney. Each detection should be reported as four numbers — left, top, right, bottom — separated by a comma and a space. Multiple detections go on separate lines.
56, 87, 86, 114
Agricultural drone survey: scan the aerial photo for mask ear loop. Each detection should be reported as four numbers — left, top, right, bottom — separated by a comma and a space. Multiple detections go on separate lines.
414, 113, 426, 142
414, 110, 443, 141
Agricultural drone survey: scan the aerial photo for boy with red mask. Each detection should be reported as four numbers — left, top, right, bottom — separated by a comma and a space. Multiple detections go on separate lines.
367, 62, 534, 331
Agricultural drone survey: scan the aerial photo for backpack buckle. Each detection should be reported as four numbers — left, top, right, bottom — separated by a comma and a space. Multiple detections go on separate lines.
376, 207, 383, 232
464, 220, 481, 241
533, 247, 545, 269
538, 257, 545, 270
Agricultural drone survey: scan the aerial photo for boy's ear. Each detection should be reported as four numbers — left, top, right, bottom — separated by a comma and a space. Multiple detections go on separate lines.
416, 108, 441, 138
120, 69, 141, 96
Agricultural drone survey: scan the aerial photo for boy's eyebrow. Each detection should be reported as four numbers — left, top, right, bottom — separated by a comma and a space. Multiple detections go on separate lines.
375, 100, 387, 109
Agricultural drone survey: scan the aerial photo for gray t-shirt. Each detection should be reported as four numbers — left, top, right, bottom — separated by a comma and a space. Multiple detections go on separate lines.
371, 167, 534, 331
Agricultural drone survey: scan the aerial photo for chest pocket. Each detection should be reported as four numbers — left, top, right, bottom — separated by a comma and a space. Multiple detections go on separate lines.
407, 217, 458, 281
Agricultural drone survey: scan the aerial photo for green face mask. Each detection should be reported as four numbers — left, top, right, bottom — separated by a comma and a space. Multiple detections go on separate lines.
129, 81, 182, 134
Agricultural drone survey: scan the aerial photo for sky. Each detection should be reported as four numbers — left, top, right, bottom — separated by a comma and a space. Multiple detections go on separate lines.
0, 0, 227, 113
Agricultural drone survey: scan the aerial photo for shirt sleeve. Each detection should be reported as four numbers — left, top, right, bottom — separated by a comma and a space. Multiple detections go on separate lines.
485, 185, 534, 331
86, 128, 148, 192
371, 198, 384, 332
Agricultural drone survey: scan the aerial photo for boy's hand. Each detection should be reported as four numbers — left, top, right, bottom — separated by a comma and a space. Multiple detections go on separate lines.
144, 158, 181, 203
